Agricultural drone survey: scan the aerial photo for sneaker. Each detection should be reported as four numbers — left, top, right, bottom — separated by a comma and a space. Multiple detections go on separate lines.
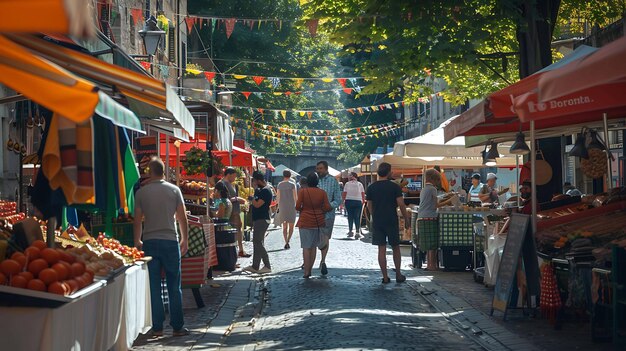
354, 233, 362, 240
347, 232, 354, 238
320, 262, 328, 275
257, 266, 272, 274
243, 266, 258, 273
173, 328, 190, 337
284, 243, 290, 249
150, 329, 163, 338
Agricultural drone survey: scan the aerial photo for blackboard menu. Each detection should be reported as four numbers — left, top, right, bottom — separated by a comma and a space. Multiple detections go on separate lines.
491, 213, 539, 318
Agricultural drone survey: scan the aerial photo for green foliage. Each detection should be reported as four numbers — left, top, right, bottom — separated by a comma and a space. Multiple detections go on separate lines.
183, 146, 224, 176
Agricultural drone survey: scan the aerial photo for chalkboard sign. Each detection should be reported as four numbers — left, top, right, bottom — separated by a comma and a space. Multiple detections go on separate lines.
491, 213, 540, 320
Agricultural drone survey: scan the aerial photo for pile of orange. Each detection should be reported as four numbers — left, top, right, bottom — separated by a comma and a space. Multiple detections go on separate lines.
0, 240, 94, 296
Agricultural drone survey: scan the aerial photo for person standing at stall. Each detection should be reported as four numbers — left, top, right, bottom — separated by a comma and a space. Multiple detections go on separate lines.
418, 168, 443, 271
366, 162, 410, 283
276, 170, 297, 249
479, 172, 500, 206
133, 157, 189, 337
244, 171, 273, 274
220, 168, 250, 258
296, 172, 332, 278
316, 160, 342, 276
343, 172, 366, 239
467, 173, 484, 206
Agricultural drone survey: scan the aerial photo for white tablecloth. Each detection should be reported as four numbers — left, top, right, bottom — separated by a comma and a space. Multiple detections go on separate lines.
0, 263, 151, 351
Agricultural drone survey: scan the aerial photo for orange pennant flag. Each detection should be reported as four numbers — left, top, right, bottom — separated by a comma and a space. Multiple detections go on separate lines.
224, 18, 236, 39
242, 92, 251, 99
343, 88, 353, 94
185, 16, 195, 33
204, 71, 215, 82
252, 76, 266, 86
337, 78, 347, 87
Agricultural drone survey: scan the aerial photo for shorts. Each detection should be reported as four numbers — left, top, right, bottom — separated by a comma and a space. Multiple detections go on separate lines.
299, 228, 321, 249
371, 225, 400, 247
320, 216, 335, 238
230, 212, 242, 232
417, 218, 439, 251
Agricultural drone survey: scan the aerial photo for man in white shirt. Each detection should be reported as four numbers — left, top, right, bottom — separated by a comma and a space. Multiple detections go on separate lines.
342, 172, 366, 239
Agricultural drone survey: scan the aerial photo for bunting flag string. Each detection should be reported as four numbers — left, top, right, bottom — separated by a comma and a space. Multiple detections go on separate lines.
230, 117, 413, 136
245, 122, 407, 143
170, 85, 364, 96
214, 100, 406, 116
137, 61, 370, 83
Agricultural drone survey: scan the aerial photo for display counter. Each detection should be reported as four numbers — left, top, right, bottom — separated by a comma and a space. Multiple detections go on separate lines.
0, 262, 151, 351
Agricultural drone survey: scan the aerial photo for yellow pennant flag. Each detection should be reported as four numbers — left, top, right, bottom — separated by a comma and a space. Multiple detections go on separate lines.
299, 111, 305, 117
280, 110, 287, 120
233, 75, 247, 79
327, 110, 334, 115
186, 68, 201, 75
321, 78, 334, 83
294, 78, 304, 88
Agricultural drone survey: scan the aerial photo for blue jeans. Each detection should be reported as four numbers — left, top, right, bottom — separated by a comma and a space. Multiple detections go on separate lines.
143, 239, 184, 331
345, 200, 362, 233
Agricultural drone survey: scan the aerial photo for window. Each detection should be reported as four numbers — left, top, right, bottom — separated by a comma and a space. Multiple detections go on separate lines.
168, 25, 176, 63
130, 14, 136, 47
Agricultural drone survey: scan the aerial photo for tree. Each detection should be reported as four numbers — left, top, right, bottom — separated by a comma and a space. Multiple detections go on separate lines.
302, 0, 625, 104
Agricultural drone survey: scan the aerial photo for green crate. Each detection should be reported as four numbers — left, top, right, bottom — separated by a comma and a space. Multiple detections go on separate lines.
439, 213, 473, 246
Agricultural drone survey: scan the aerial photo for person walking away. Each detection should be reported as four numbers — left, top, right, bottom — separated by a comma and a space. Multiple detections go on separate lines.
479, 172, 499, 206
244, 171, 273, 274
133, 157, 189, 337
276, 170, 297, 249
220, 168, 250, 258
316, 160, 342, 275
211, 182, 233, 221
366, 162, 410, 283
296, 172, 332, 278
418, 168, 443, 271
343, 172, 365, 239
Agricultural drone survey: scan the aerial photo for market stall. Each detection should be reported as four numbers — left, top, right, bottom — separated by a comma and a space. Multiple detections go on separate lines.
443, 36, 626, 343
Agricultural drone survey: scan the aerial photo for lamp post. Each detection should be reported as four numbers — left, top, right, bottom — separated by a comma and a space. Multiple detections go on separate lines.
361, 155, 371, 188
138, 15, 165, 75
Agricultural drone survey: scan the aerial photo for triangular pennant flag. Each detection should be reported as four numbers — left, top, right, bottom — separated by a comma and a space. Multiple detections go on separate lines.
253, 92, 263, 98
293, 78, 304, 88
307, 111, 313, 119
299, 111, 305, 117
257, 108, 264, 114
337, 78, 347, 87
348, 109, 355, 115
224, 18, 236, 39
357, 107, 364, 114
273, 92, 282, 96
394, 102, 400, 108
186, 68, 201, 75
140, 61, 151, 71
343, 88, 353, 94
385, 103, 392, 109
280, 110, 287, 120
252, 76, 266, 86
279, 20, 283, 31
357, 127, 362, 132
372, 106, 379, 111
295, 91, 302, 95
203, 71, 215, 82
233, 75, 247, 79
321, 78, 334, 83
306, 19, 319, 37
249, 20, 256, 30
131, 8, 144, 26
327, 110, 334, 115
284, 91, 292, 97
242, 92, 251, 100
402, 101, 405, 106
185, 16, 195, 33
364, 107, 370, 111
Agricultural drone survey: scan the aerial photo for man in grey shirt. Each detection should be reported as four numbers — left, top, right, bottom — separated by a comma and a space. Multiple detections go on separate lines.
134, 157, 189, 337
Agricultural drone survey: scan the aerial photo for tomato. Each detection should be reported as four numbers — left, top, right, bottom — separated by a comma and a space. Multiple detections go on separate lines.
27, 279, 47, 292
27, 258, 49, 276
1, 259, 22, 276
17, 271, 34, 281
24, 246, 41, 260
0, 272, 6, 285
10, 275, 27, 288
31, 240, 47, 250
38, 268, 59, 285
48, 281, 68, 295
51, 263, 70, 280
40, 248, 61, 265
65, 279, 79, 294
71, 262, 86, 277
10, 253, 26, 269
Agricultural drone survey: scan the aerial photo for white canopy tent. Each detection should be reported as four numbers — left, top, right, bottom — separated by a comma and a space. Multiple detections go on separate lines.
327, 166, 341, 177
379, 153, 519, 169
272, 164, 300, 177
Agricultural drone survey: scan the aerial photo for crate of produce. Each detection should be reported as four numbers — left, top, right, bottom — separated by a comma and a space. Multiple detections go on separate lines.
439, 213, 474, 246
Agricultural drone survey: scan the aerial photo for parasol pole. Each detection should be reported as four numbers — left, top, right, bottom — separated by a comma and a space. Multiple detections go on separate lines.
516, 154, 520, 208
530, 121, 537, 235
603, 113, 613, 190
165, 134, 170, 181
175, 140, 180, 187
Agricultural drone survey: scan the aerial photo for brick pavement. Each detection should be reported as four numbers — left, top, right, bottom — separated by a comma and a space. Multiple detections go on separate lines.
132, 213, 608, 350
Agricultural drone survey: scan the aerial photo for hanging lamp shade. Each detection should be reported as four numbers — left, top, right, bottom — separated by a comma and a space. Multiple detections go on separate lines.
587, 130, 605, 151
510, 132, 531, 155
486, 141, 500, 160
569, 134, 589, 159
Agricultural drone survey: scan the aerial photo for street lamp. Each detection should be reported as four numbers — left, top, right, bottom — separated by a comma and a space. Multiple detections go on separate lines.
138, 15, 165, 58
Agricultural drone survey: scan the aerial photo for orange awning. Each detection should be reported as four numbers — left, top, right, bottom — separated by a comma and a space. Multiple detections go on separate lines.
6, 34, 195, 138
0, 0, 94, 37
0, 34, 99, 122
